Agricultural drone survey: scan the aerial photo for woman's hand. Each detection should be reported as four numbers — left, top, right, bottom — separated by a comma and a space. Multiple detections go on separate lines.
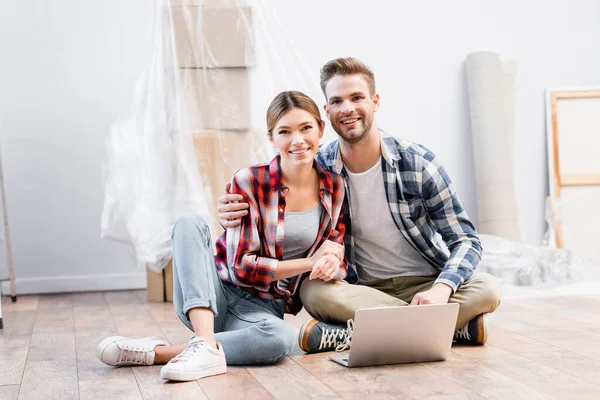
217, 182, 250, 228
309, 254, 341, 281
309, 240, 344, 264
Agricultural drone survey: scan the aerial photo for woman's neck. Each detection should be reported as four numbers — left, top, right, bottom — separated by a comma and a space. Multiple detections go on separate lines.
280, 159, 317, 188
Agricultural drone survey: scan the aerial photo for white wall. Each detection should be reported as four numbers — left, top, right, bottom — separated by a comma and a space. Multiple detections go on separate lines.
0, 1, 152, 293
0, 0, 598, 294
263, 0, 600, 246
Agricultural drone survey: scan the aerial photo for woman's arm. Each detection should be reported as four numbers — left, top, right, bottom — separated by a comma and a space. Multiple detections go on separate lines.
309, 198, 349, 281
224, 170, 349, 289
224, 171, 337, 290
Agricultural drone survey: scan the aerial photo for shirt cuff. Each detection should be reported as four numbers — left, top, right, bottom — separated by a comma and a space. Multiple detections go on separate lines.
434, 272, 462, 293
253, 257, 278, 291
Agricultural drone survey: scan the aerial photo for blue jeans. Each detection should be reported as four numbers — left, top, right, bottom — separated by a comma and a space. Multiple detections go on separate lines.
171, 214, 295, 365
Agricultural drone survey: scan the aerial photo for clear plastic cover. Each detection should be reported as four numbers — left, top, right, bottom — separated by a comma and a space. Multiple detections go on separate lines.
101, 0, 336, 271
478, 232, 600, 288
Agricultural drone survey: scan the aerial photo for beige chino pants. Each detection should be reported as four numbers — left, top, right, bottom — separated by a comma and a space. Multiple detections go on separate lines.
300, 273, 502, 331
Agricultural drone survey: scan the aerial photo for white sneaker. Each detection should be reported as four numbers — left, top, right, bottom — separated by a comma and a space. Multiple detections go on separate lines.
160, 336, 227, 381
96, 336, 169, 366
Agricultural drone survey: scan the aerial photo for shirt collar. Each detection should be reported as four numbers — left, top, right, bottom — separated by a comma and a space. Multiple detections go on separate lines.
269, 155, 334, 194
332, 129, 400, 173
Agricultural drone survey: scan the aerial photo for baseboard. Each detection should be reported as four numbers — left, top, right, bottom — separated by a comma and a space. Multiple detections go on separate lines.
0, 272, 147, 295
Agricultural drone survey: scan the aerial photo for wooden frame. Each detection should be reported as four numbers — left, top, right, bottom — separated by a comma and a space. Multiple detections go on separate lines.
546, 88, 600, 250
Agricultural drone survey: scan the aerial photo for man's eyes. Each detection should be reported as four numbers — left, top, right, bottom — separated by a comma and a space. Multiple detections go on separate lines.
330, 97, 363, 104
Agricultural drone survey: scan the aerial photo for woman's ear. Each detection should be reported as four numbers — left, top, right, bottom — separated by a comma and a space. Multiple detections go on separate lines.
267, 132, 277, 148
319, 120, 325, 139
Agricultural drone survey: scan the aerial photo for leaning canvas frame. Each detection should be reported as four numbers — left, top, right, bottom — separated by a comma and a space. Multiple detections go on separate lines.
545, 88, 600, 263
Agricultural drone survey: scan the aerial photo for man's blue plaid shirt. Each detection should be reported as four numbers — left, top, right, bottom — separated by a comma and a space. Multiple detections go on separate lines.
316, 133, 482, 292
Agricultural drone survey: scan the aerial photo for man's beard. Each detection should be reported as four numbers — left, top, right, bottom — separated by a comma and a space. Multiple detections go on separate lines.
332, 113, 373, 144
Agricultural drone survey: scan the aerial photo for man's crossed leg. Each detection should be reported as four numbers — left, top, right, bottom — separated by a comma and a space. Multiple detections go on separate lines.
298, 273, 502, 353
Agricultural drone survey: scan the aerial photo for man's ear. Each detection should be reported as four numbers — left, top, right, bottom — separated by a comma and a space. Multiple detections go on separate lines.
372, 93, 380, 111
324, 104, 330, 119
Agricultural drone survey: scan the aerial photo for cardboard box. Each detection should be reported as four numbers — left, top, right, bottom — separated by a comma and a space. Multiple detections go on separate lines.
145, 131, 270, 303
192, 130, 270, 238
172, 6, 255, 68
146, 261, 174, 302
182, 68, 252, 130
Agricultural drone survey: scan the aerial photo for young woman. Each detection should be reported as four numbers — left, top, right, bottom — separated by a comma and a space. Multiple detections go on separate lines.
96, 91, 348, 381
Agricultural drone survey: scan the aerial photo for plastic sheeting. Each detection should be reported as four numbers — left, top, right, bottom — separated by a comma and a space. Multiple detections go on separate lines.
478, 233, 600, 287
545, 193, 600, 265
101, 0, 333, 271
465, 51, 524, 242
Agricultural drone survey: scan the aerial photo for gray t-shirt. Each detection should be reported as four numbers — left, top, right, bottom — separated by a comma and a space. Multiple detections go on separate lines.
346, 161, 437, 283
283, 203, 322, 260
277, 203, 322, 292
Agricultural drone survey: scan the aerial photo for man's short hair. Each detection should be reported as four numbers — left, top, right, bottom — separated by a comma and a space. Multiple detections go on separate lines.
319, 57, 376, 98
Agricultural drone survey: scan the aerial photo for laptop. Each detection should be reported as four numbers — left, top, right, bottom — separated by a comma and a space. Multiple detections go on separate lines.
329, 303, 459, 368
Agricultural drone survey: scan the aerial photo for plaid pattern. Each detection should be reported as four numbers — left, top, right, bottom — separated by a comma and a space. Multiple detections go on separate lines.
214, 155, 348, 315
316, 133, 482, 292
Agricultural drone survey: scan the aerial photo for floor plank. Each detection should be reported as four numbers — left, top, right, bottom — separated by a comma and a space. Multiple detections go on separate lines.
132, 365, 207, 400
0, 298, 37, 387
0, 385, 20, 400
18, 359, 79, 400
17, 293, 78, 400
3, 291, 600, 400
246, 356, 342, 399
195, 366, 273, 400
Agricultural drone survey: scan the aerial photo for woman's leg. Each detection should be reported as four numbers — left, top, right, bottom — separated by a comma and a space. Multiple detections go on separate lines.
156, 214, 229, 361
97, 214, 229, 370
215, 291, 295, 365
159, 214, 233, 381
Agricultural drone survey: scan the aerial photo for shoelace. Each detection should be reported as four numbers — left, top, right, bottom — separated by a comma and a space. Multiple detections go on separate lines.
170, 339, 204, 363
320, 319, 354, 352
454, 324, 471, 341
117, 348, 151, 365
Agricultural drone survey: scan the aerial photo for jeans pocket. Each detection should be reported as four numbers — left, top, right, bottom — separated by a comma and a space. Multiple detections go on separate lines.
229, 299, 269, 324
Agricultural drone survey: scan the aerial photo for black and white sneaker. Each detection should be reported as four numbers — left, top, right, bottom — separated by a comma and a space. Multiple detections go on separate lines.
298, 319, 353, 353
454, 314, 489, 345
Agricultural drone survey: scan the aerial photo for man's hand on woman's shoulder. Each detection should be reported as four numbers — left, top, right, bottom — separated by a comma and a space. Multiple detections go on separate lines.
217, 182, 250, 228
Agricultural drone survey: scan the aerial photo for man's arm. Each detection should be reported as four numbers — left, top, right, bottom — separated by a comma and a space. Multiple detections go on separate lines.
217, 182, 250, 228
421, 152, 482, 293
411, 151, 482, 305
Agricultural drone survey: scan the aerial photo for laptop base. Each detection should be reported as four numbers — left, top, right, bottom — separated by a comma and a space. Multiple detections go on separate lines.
329, 354, 350, 367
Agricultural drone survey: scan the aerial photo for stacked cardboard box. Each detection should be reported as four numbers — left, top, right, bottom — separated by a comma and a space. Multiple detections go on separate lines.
147, 2, 259, 302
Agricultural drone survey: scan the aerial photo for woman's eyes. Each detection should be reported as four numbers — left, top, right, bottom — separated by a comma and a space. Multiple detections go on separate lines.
278, 126, 312, 134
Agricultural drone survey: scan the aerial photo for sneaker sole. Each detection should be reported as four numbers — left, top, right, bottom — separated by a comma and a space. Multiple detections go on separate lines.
160, 363, 227, 381
298, 319, 319, 352
478, 314, 489, 345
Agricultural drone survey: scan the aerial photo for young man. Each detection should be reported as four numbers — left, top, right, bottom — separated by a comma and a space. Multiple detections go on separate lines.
218, 57, 501, 353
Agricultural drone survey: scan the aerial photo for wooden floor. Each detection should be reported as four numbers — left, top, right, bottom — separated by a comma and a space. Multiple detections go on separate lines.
1, 291, 600, 400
